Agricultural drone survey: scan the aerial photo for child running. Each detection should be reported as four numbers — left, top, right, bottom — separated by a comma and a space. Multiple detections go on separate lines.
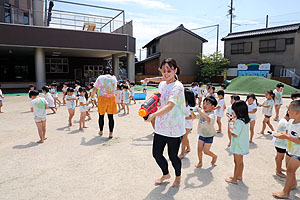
273, 100, 300, 199
215, 90, 226, 133
29, 90, 48, 143
246, 94, 258, 143
42, 86, 56, 114
0, 84, 4, 113
272, 112, 290, 178
78, 87, 89, 130
122, 85, 130, 114
226, 100, 250, 184
179, 88, 196, 159
66, 88, 76, 126
274, 83, 284, 121
226, 95, 240, 147
195, 96, 218, 168
258, 90, 275, 134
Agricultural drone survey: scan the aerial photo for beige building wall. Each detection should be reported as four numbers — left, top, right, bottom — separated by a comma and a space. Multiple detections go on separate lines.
159, 30, 203, 76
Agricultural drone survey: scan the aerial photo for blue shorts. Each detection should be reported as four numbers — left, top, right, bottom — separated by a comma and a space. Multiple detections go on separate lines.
286, 152, 300, 161
199, 135, 214, 144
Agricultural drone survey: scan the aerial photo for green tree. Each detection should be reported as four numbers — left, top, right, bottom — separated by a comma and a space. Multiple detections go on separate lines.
196, 52, 230, 82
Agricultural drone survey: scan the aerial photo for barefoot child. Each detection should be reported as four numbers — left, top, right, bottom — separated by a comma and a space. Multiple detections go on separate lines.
195, 96, 218, 168
51, 83, 61, 107
246, 94, 258, 143
198, 82, 204, 106
145, 58, 186, 188
258, 90, 275, 134
129, 83, 136, 104
88, 83, 98, 108
42, 86, 56, 114
115, 85, 122, 112
179, 88, 196, 159
78, 87, 89, 130
274, 83, 284, 121
215, 90, 226, 133
66, 88, 76, 126
273, 100, 300, 199
29, 90, 48, 143
226, 100, 250, 184
74, 80, 81, 107
226, 95, 240, 147
272, 112, 290, 178
122, 85, 130, 114
62, 82, 68, 105
0, 85, 4, 113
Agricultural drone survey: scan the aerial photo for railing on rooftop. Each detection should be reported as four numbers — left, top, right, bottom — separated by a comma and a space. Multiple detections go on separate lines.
0, 0, 126, 34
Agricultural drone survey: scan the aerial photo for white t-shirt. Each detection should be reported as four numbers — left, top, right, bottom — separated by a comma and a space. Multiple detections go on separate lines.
262, 99, 274, 116
66, 95, 76, 109
45, 92, 54, 107
130, 86, 135, 95
216, 98, 225, 117
273, 89, 283, 105
272, 118, 289, 149
31, 97, 48, 119
155, 81, 186, 137
50, 88, 58, 98
287, 119, 300, 157
185, 105, 193, 129
196, 111, 216, 137
79, 96, 87, 112
0, 89, 3, 101
247, 103, 257, 121
115, 90, 122, 103
75, 85, 81, 95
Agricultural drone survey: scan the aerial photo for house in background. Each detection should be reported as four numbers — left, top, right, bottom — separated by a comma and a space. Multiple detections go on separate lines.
222, 23, 300, 86
0, 0, 135, 90
136, 24, 207, 83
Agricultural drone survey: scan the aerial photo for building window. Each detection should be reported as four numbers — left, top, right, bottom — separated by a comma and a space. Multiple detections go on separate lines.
286, 38, 294, 45
46, 58, 69, 73
24, 11, 29, 25
4, 3, 11, 23
260, 39, 286, 52
147, 48, 151, 56
152, 45, 156, 54
231, 42, 252, 54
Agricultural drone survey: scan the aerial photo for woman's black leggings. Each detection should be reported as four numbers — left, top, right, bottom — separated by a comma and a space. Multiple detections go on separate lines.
98, 114, 114, 132
152, 133, 182, 177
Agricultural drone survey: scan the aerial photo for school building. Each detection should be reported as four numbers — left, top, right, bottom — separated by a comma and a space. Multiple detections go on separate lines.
221, 23, 300, 86
0, 0, 136, 90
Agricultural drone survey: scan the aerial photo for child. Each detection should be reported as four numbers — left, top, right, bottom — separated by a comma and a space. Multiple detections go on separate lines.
291, 91, 300, 101
142, 80, 147, 93
179, 88, 196, 159
62, 82, 68, 105
28, 84, 35, 95
195, 96, 218, 168
225, 100, 250, 184
197, 82, 204, 105
0, 84, 4, 113
258, 90, 275, 134
29, 90, 48, 143
272, 112, 290, 178
51, 83, 61, 108
272, 100, 300, 199
122, 85, 130, 114
221, 83, 226, 93
274, 83, 284, 121
206, 86, 216, 98
115, 85, 123, 112
78, 87, 89, 130
226, 95, 240, 147
88, 83, 97, 108
129, 83, 136, 104
84, 89, 92, 121
74, 80, 81, 107
215, 90, 226, 133
42, 86, 56, 114
190, 82, 198, 103
66, 88, 76, 126
246, 93, 258, 143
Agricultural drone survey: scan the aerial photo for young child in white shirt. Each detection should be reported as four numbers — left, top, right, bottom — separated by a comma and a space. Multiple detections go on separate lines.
42, 86, 56, 114
62, 82, 68, 105
29, 90, 48, 143
247, 93, 258, 143
78, 87, 89, 130
51, 83, 61, 108
258, 90, 275, 134
273, 83, 284, 121
115, 85, 123, 112
129, 83, 136, 104
226, 95, 240, 147
66, 88, 76, 126
122, 85, 130, 114
215, 90, 226, 133
198, 82, 204, 106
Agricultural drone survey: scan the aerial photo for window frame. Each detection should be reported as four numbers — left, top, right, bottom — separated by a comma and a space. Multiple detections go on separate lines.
231, 42, 252, 54
46, 58, 69, 73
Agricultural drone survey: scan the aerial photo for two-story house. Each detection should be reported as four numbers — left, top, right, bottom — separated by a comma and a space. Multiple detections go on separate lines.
136, 24, 207, 83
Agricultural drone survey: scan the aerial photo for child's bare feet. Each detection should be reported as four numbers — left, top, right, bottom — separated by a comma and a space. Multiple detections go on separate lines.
230, 176, 242, 181
211, 155, 217, 165
79, 128, 83, 130
276, 171, 287, 178
36, 140, 44, 143
178, 154, 184, 159
225, 177, 238, 184
272, 191, 289, 199
227, 143, 231, 147
249, 140, 253, 143
155, 174, 171, 185
194, 162, 202, 168
83, 126, 88, 128
172, 176, 181, 187
44, 137, 47, 141
281, 168, 287, 172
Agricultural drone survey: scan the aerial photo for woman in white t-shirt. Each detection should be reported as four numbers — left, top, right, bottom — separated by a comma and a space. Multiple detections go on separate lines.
246, 94, 258, 143
146, 58, 186, 188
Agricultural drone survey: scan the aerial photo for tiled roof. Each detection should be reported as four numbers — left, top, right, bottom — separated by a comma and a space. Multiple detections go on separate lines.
222, 23, 300, 40
143, 24, 208, 48
136, 53, 160, 64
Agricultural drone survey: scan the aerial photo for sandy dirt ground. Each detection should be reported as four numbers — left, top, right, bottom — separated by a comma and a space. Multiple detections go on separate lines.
0, 90, 300, 200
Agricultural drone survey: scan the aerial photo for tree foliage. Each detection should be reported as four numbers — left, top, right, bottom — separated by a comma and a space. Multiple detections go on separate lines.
196, 52, 230, 82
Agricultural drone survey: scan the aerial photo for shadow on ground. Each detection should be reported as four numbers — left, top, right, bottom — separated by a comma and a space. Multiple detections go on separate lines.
184, 166, 215, 189
13, 142, 39, 149
144, 182, 179, 200
80, 136, 110, 146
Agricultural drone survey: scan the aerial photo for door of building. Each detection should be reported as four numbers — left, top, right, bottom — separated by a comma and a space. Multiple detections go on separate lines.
84, 65, 103, 83
74, 69, 82, 81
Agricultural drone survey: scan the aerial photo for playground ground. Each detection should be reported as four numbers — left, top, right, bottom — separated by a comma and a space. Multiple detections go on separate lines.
0, 90, 300, 200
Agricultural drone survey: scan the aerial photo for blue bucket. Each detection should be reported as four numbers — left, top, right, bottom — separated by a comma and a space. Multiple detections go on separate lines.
134, 93, 146, 100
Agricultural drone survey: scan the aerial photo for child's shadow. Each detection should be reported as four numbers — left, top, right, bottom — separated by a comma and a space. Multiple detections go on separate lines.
20, 111, 31, 114
215, 132, 224, 138
68, 129, 82, 134
249, 142, 258, 149
181, 156, 191, 169
256, 134, 273, 140
80, 136, 109, 146
184, 166, 215, 189
131, 134, 153, 146
144, 182, 179, 200
225, 147, 233, 156
226, 181, 249, 200
57, 126, 71, 131
13, 142, 38, 149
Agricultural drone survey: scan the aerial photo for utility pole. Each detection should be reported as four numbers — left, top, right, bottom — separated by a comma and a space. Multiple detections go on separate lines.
229, 0, 233, 33
216, 24, 219, 53
139, 49, 142, 61
266, 15, 269, 28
